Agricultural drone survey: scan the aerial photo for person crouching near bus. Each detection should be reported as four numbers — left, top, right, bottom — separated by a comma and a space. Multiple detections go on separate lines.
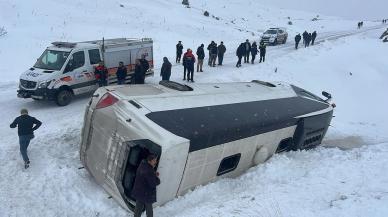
131, 154, 160, 217
116, 61, 127, 85
94, 62, 108, 87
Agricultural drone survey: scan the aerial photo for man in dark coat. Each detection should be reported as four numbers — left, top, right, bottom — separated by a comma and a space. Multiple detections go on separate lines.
132, 154, 160, 217
217, 41, 226, 65
140, 55, 150, 72
183, 49, 196, 82
94, 62, 108, 87
259, 41, 266, 63
210, 43, 218, 67
244, 39, 251, 63
116, 61, 127, 85
295, 34, 301, 49
10, 109, 42, 169
196, 44, 205, 72
207, 41, 216, 66
236, 43, 245, 67
176, 41, 183, 63
250, 42, 258, 64
133, 59, 145, 84
302, 31, 308, 47
160, 57, 172, 81
311, 31, 317, 45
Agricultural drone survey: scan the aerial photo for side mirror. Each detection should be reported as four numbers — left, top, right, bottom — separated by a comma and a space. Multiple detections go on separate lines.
322, 91, 332, 99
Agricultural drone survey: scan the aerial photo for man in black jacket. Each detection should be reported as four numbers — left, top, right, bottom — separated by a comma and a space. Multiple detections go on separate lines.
196, 44, 205, 72
311, 31, 317, 45
250, 42, 258, 64
176, 41, 183, 63
132, 154, 160, 217
244, 39, 251, 63
116, 61, 127, 85
160, 57, 172, 81
217, 41, 226, 65
295, 34, 301, 49
259, 41, 266, 63
10, 109, 42, 169
236, 43, 245, 67
133, 59, 145, 84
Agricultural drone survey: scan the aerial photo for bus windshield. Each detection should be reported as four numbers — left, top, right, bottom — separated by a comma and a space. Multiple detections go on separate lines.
33, 49, 70, 71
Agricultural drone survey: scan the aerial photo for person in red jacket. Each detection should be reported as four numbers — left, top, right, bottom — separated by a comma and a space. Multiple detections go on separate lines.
94, 62, 108, 87
182, 49, 196, 82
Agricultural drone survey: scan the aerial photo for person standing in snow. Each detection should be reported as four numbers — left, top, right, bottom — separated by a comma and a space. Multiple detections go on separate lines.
210, 43, 218, 67
131, 154, 161, 217
295, 33, 301, 49
311, 31, 317, 45
133, 59, 145, 84
160, 57, 172, 81
207, 41, 216, 66
116, 61, 127, 85
176, 41, 184, 63
10, 109, 42, 169
182, 48, 189, 79
183, 49, 196, 82
244, 39, 251, 63
302, 31, 308, 47
236, 43, 245, 67
259, 41, 266, 63
94, 62, 108, 87
217, 41, 226, 65
140, 55, 150, 73
196, 44, 205, 72
305, 33, 312, 47
250, 42, 258, 64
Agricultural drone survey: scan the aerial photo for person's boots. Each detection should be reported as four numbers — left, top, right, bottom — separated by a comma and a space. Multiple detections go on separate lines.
24, 160, 30, 169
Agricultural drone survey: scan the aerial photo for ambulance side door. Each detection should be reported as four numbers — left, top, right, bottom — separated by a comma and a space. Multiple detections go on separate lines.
86, 48, 102, 92
62, 50, 90, 95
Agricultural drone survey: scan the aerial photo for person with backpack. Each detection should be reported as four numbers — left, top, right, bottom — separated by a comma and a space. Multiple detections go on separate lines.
183, 49, 196, 82
295, 33, 301, 49
196, 44, 205, 72
160, 57, 172, 81
236, 43, 245, 67
217, 41, 226, 65
259, 41, 266, 63
116, 61, 127, 85
176, 41, 184, 63
10, 109, 42, 169
250, 42, 258, 64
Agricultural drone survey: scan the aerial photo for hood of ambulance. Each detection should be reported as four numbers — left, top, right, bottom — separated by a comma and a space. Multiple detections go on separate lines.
20, 68, 58, 82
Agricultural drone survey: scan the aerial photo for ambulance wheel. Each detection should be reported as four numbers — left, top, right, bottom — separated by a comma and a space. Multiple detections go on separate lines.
55, 89, 73, 106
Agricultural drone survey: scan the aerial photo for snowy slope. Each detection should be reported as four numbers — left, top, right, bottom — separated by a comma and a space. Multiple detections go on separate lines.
1, 0, 388, 216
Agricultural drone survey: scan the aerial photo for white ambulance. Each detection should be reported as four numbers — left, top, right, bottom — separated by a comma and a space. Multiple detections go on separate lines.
17, 38, 154, 106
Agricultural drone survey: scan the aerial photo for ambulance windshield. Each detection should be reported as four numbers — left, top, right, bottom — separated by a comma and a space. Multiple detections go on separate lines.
34, 49, 70, 71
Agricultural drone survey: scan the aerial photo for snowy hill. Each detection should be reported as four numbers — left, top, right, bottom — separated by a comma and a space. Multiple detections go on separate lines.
1, 0, 388, 216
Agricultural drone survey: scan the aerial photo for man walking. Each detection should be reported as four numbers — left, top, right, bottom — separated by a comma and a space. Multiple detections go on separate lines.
236, 43, 245, 67
259, 41, 266, 63
217, 41, 226, 65
207, 41, 216, 66
311, 31, 317, 45
295, 33, 301, 49
160, 57, 172, 81
244, 39, 251, 63
176, 41, 183, 63
250, 42, 258, 64
10, 109, 42, 169
196, 44, 205, 72
302, 31, 308, 47
131, 154, 161, 217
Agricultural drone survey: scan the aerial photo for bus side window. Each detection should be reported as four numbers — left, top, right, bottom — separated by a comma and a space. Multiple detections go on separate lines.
88, 49, 102, 65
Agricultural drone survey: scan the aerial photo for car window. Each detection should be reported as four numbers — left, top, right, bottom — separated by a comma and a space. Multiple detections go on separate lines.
64, 51, 85, 73
88, 49, 101, 65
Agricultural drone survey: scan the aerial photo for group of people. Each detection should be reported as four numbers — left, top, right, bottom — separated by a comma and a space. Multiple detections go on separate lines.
296, 31, 317, 49
380, 28, 388, 42
94, 56, 150, 87
382, 19, 388, 24
235, 39, 266, 67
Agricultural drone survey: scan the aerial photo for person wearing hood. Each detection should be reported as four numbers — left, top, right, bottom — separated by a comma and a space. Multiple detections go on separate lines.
295, 34, 301, 49
160, 57, 172, 81
311, 31, 317, 45
250, 42, 258, 64
302, 31, 308, 47
183, 49, 196, 82
176, 41, 183, 63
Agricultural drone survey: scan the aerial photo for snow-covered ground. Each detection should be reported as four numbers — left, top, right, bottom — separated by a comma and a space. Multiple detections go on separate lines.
1, 0, 388, 216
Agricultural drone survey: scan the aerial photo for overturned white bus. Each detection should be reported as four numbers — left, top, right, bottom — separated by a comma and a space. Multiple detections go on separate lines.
80, 80, 334, 211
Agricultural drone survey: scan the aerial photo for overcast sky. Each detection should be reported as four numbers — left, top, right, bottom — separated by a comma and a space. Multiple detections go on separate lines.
258, 0, 388, 20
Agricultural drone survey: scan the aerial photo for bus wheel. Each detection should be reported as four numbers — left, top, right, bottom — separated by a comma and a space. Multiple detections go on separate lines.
55, 89, 73, 106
